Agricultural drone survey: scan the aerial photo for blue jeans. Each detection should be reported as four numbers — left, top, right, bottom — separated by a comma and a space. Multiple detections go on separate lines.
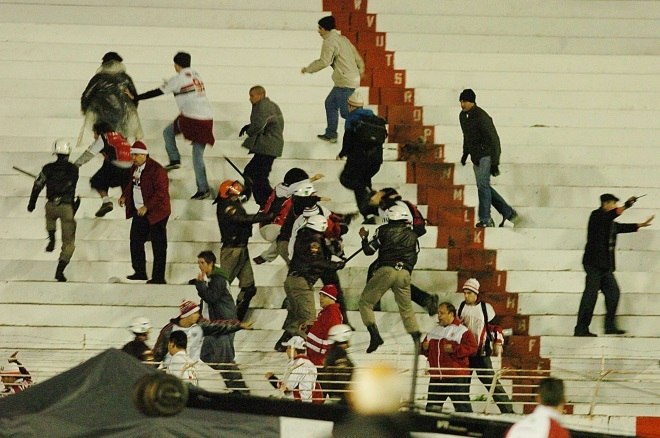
324, 87, 354, 138
473, 156, 513, 223
163, 122, 209, 193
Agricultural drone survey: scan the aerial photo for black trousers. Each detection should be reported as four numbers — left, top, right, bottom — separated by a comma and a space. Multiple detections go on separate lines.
426, 376, 472, 413
243, 153, 275, 207
575, 264, 621, 333
130, 215, 168, 281
469, 355, 514, 413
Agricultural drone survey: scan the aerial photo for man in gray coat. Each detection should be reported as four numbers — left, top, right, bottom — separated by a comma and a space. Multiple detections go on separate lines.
239, 85, 284, 207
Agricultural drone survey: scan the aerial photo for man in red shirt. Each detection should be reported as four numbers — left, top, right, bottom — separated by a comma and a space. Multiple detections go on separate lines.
305, 284, 344, 366
421, 302, 477, 413
119, 141, 171, 284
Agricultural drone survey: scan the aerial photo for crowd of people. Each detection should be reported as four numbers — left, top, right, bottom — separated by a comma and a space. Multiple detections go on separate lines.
19, 14, 654, 435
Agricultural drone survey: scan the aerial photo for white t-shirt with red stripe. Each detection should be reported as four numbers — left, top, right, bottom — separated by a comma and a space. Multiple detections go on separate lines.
506, 405, 570, 438
160, 67, 213, 120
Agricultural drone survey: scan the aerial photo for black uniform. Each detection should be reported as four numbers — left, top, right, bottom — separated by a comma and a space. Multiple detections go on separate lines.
28, 155, 79, 281
215, 196, 271, 320
282, 227, 343, 337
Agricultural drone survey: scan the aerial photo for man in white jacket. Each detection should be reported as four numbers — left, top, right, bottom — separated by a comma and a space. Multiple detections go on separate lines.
458, 278, 514, 413
159, 330, 198, 385
506, 377, 570, 438
302, 15, 365, 143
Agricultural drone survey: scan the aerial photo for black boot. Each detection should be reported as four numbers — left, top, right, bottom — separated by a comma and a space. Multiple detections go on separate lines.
274, 331, 292, 352
55, 260, 68, 282
236, 285, 257, 321
366, 324, 384, 353
46, 231, 56, 252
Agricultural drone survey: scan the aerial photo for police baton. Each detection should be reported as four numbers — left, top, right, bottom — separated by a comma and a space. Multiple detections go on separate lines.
341, 247, 364, 264
12, 166, 37, 179
223, 156, 246, 180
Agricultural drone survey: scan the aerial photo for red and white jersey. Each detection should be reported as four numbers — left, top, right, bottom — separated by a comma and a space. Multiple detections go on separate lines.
160, 68, 213, 120
506, 405, 570, 438
306, 303, 343, 366
1, 377, 32, 396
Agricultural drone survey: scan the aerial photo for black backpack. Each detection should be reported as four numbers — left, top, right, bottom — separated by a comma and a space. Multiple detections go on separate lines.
353, 114, 388, 148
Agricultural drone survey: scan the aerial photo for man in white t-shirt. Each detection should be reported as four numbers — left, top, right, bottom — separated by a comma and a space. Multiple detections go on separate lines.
458, 278, 514, 413
265, 336, 322, 403
136, 51, 214, 200
159, 330, 198, 384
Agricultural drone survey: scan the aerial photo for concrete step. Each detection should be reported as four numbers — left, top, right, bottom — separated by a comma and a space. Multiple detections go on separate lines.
394, 52, 658, 75
414, 87, 660, 111
421, 105, 655, 130
503, 207, 657, 230
368, 1, 660, 20
0, 215, 441, 248
453, 164, 660, 189
518, 293, 659, 316
2, 0, 320, 12
540, 335, 659, 359
1, 152, 409, 186
461, 185, 660, 209
0, 196, 427, 222
507, 270, 660, 294
409, 70, 660, 93
0, 134, 401, 162
0, 260, 452, 290
434, 124, 659, 148
0, 41, 319, 69
0, 5, 322, 31
0, 237, 447, 271
495, 249, 659, 272
375, 14, 658, 38
529, 315, 657, 337
484, 228, 659, 251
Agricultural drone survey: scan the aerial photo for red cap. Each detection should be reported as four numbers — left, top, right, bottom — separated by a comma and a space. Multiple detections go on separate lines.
179, 300, 200, 318
320, 284, 338, 301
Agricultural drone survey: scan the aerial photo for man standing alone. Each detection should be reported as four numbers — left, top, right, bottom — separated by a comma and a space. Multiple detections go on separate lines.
574, 193, 653, 336
459, 89, 519, 228
302, 16, 365, 143
119, 141, 171, 284
239, 85, 284, 207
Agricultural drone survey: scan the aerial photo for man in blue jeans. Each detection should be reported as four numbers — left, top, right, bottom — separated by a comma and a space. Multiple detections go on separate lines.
136, 52, 214, 200
459, 89, 520, 227
302, 16, 364, 143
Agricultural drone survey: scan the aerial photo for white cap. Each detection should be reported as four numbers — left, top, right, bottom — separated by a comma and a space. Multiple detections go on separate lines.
282, 336, 306, 350
347, 90, 364, 107
462, 278, 480, 294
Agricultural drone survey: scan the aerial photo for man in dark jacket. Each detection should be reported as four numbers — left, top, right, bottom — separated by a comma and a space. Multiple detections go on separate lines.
368, 187, 439, 316
214, 180, 272, 320
574, 193, 653, 336
459, 89, 519, 228
338, 91, 383, 223
239, 85, 285, 207
80, 51, 142, 144
358, 204, 422, 353
195, 250, 249, 393
119, 141, 171, 284
282, 215, 344, 341
27, 139, 79, 282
